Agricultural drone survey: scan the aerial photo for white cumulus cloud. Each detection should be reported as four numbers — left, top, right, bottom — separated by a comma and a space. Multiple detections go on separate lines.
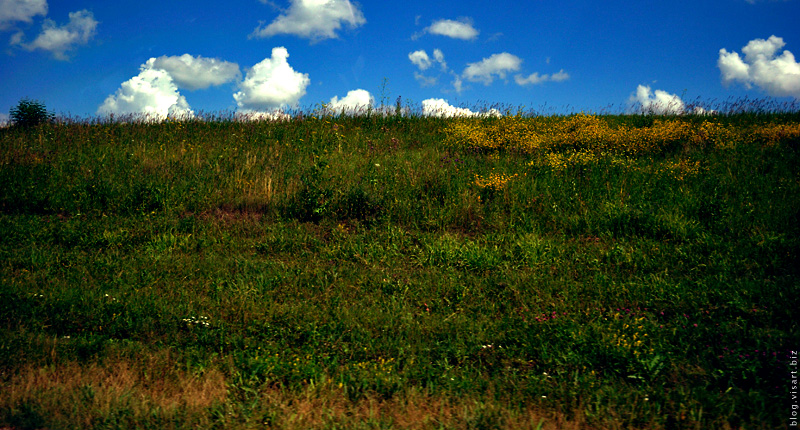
421, 98, 500, 118
147, 55, 241, 91
718, 35, 800, 98
462, 52, 522, 85
424, 18, 478, 40
326, 89, 373, 114
97, 66, 193, 120
408, 48, 446, 71
628, 85, 688, 115
0, 0, 47, 29
629, 85, 712, 115
515, 69, 570, 86
12, 9, 97, 60
409, 50, 432, 70
251, 0, 366, 42
234, 46, 310, 112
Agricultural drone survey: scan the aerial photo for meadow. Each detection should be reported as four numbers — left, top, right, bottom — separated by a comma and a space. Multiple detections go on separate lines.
1, 101, 799, 429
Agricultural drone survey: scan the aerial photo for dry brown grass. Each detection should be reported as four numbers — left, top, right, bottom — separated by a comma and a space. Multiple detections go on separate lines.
3, 355, 600, 429
213, 384, 593, 429
1, 351, 227, 428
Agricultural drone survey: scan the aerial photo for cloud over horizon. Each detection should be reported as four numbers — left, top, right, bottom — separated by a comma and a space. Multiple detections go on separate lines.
628, 85, 710, 115
97, 65, 193, 120
327, 89, 373, 114
421, 98, 500, 117
251, 0, 366, 42
233, 46, 310, 112
99, 48, 311, 119
718, 35, 800, 98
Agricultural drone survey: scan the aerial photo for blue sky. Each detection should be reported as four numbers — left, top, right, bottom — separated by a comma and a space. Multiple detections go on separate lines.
1, 0, 799, 121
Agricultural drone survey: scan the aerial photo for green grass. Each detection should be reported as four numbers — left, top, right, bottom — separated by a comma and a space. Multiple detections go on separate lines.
1, 108, 798, 429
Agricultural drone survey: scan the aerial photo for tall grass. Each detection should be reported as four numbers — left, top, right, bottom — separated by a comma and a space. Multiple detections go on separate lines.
1, 102, 798, 429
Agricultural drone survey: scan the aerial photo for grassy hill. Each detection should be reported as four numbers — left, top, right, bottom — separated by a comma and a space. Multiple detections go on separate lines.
1, 108, 798, 429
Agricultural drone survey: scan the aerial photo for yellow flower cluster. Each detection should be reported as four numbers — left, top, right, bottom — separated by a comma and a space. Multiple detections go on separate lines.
444, 116, 549, 153
473, 171, 519, 191
608, 316, 654, 360
752, 122, 800, 147
691, 120, 738, 150
537, 150, 604, 171
618, 120, 696, 155
447, 114, 797, 180
444, 114, 794, 156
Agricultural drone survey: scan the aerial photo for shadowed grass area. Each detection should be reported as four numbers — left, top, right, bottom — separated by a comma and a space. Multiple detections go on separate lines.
1, 107, 798, 429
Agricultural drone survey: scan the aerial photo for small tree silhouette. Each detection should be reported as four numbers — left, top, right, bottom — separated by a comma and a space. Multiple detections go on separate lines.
10, 98, 53, 128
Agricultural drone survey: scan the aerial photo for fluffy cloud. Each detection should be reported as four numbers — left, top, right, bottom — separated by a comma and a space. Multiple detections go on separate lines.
629, 85, 712, 115
409, 48, 446, 71
628, 85, 687, 115
0, 0, 47, 29
97, 66, 193, 120
413, 49, 566, 93
421, 98, 500, 118
12, 9, 97, 60
514, 69, 570, 86
718, 51, 750, 84
462, 52, 522, 85
147, 55, 241, 91
718, 35, 800, 98
409, 50, 432, 70
251, 0, 366, 41
326, 89, 373, 114
424, 18, 478, 40
234, 47, 310, 112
